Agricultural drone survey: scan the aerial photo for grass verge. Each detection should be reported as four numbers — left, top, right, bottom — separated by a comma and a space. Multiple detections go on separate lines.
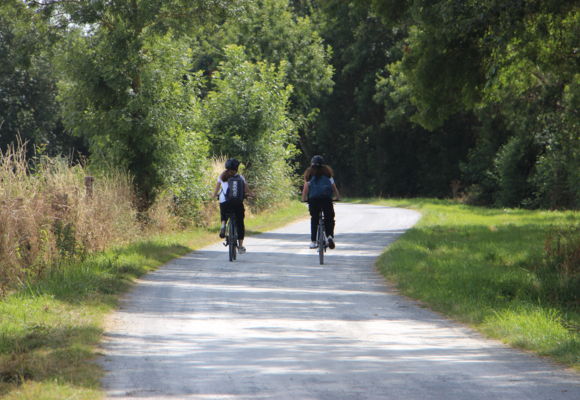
0, 200, 307, 399
357, 198, 579, 370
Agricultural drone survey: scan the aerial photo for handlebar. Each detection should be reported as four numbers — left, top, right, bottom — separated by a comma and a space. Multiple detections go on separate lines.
302, 198, 341, 203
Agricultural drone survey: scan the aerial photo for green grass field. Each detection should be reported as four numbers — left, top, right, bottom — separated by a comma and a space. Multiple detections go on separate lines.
361, 198, 579, 369
0, 201, 308, 399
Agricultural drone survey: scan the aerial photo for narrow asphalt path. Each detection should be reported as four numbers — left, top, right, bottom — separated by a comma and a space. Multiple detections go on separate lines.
101, 203, 579, 399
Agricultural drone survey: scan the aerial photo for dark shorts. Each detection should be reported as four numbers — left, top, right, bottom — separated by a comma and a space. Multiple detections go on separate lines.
308, 198, 335, 242
220, 201, 245, 240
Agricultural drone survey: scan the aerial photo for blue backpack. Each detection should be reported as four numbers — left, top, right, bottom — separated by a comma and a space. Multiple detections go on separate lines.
308, 175, 333, 200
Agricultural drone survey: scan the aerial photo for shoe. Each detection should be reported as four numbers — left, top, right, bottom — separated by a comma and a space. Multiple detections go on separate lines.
238, 246, 246, 254
309, 241, 317, 249
219, 226, 225, 238
327, 236, 335, 249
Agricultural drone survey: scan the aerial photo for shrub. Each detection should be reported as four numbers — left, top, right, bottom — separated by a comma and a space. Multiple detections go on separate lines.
539, 227, 580, 307
201, 45, 297, 211
494, 135, 539, 207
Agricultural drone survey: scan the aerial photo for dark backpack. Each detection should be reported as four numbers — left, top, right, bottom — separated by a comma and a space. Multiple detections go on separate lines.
226, 175, 245, 203
308, 175, 333, 200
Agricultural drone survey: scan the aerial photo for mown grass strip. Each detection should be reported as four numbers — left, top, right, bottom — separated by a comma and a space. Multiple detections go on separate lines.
0, 200, 307, 399
358, 198, 579, 369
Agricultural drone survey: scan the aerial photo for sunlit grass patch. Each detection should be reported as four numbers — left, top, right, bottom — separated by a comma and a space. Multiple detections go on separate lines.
1, 380, 100, 400
483, 305, 579, 365
372, 198, 579, 369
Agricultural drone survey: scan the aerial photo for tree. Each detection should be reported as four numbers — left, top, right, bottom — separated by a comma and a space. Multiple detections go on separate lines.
312, 0, 395, 195
0, 0, 83, 156
190, 0, 334, 160
201, 45, 296, 209
367, 0, 580, 207
50, 0, 246, 206
481, 8, 580, 207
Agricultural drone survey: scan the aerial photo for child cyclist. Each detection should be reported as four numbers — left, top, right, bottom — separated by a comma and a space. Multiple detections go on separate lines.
213, 158, 250, 254
301, 155, 340, 249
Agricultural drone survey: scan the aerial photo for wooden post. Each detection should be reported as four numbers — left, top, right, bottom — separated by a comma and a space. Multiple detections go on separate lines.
85, 176, 94, 199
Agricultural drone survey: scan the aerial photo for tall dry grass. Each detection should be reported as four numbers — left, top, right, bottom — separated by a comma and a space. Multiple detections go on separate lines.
0, 147, 282, 295
146, 158, 224, 230
0, 144, 139, 294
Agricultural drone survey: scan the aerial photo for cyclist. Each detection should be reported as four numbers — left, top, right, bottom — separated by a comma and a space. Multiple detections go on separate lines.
301, 155, 340, 249
213, 158, 250, 254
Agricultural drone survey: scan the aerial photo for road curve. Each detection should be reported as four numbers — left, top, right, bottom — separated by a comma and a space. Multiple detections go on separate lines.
100, 203, 579, 399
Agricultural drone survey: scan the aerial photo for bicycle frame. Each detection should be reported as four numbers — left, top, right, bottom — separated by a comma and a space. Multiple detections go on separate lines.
225, 212, 238, 262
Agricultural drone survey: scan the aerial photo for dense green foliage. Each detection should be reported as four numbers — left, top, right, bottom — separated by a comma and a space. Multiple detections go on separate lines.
7, 0, 307, 213
201, 45, 297, 209
54, 0, 243, 207
0, 0, 84, 156
189, 0, 334, 160
356, 0, 579, 208
310, 1, 477, 196
0, 0, 578, 210
58, 28, 209, 207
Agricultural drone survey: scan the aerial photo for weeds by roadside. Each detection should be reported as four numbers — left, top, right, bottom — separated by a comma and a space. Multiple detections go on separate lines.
0, 143, 140, 295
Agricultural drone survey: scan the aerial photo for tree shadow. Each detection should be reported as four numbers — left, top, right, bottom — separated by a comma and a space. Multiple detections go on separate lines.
0, 325, 102, 393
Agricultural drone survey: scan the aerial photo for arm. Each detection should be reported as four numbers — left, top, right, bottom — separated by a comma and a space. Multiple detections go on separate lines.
332, 183, 340, 201
301, 180, 309, 202
213, 180, 221, 199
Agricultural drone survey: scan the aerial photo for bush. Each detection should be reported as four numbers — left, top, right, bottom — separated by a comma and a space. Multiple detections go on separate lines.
494, 135, 539, 207
531, 111, 580, 209
538, 227, 580, 307
201, 45, 297, 211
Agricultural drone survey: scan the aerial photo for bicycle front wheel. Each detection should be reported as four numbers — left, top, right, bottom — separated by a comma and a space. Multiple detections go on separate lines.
317, 226, 325, 265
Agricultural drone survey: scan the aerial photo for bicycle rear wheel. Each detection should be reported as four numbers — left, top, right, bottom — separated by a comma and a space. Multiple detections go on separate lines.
232, 229, 237, 261
228, 219, 236, 262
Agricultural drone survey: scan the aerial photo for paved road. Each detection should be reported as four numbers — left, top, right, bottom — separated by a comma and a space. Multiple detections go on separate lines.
101, 203, 579, 399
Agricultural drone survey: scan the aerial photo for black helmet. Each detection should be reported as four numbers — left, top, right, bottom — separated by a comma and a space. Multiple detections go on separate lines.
311, 155, 324, 166
225, 158, 240, 170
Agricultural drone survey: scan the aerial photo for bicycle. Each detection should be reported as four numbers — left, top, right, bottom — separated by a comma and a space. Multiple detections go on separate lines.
316, 209, 328, 265
223, 211, 238, 262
